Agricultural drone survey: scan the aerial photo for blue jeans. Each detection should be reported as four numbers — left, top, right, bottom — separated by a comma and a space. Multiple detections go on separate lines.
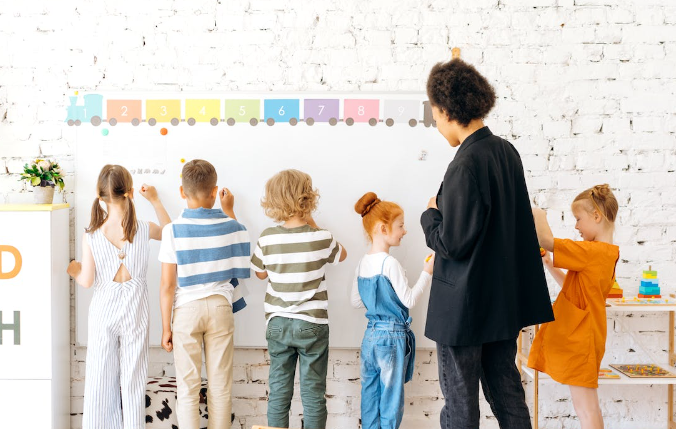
437, 338, 532, 429
360, 322, 410, 429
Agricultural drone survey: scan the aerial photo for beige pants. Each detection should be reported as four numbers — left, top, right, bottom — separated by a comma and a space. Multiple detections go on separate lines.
173, 294, 234, 429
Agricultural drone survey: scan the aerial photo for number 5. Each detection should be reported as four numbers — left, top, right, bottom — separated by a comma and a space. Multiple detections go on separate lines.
239, 106, 246, 116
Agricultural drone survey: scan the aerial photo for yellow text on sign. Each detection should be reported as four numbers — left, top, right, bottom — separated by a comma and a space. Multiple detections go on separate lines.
146, 100, 181, 122
0, 245, 22, 280
185, 100, 220, 122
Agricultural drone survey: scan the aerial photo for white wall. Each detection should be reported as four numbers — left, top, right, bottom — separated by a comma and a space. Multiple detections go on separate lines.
1, 0, 675, 427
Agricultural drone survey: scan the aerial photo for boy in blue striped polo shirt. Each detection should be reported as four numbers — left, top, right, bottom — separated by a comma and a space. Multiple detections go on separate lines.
158, 159, 250, 429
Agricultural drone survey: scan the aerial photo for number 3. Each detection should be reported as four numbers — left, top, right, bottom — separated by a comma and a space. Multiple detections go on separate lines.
160, 106, 167, 116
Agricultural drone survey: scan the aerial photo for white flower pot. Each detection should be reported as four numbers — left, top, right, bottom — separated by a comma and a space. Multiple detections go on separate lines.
33, 185, 55, 204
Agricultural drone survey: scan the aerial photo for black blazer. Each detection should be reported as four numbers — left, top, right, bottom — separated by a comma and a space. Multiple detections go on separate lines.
421, 127, 554, 346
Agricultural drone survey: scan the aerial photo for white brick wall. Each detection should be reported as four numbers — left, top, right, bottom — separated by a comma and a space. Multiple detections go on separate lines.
1, 0, 675, 427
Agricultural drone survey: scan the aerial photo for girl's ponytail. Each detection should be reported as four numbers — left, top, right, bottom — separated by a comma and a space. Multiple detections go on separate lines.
122, 192, 138, 243
86, 197, 107, 233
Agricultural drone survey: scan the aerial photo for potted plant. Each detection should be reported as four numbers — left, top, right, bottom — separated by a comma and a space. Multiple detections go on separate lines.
20, 159, 65, 204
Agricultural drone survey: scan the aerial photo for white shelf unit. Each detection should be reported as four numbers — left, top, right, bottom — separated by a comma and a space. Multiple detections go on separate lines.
517, 301, 676, 429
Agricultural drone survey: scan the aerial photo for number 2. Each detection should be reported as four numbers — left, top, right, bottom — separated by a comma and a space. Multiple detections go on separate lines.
121, 106, 128, 116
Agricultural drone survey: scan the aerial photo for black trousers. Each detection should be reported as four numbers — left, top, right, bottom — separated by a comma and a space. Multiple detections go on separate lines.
436, 338, 532, 429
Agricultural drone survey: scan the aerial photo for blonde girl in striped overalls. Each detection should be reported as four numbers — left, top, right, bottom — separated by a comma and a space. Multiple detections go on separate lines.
67, 165, 170, 429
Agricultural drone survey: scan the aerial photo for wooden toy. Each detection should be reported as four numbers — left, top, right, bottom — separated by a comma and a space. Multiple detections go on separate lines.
610, 364, 676, 378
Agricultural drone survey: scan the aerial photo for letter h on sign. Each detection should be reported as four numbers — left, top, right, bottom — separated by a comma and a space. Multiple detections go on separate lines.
0, 311, 20, 345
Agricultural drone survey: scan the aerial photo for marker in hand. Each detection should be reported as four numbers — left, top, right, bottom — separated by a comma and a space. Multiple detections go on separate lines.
425, 254, 433, 263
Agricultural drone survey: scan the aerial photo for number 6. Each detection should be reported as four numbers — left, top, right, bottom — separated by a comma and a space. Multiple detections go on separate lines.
278, 106, 285, 116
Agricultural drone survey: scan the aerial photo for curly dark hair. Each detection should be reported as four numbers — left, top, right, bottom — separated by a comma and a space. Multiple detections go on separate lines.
426, 59, 496, 126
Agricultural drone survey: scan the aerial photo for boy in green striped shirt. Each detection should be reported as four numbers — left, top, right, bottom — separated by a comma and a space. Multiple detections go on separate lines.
251, 169, 347, 429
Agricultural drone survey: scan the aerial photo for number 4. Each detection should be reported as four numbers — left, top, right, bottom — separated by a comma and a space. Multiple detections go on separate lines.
199, 106, 206, 116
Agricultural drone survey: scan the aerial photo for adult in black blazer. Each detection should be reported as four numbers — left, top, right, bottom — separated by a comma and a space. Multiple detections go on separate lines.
421, 59, 554, 428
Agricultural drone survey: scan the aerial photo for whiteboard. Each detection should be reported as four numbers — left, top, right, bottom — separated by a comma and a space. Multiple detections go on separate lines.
74, 93, 455, 348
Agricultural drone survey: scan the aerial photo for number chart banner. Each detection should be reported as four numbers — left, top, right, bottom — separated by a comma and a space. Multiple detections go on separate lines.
65, 93, 437, 128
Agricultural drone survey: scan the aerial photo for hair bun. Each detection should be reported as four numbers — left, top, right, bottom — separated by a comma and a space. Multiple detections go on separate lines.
355, 192, 381, 217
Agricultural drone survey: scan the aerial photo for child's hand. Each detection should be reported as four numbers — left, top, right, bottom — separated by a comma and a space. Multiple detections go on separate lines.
162, 330, 173, 352
427, 197, 438, 210
532, 207, 546, 220
220, 188, 234, 213
67, 260, 82, 278
139, 184, 158, 202
423, 253, 435, 274
541, 249, 553, 269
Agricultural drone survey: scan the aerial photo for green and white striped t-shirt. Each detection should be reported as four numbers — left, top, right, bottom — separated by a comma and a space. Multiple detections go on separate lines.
251, 224, 342, 325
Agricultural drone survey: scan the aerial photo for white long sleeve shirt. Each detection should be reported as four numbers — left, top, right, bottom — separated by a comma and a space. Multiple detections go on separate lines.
351, 252, 432, 309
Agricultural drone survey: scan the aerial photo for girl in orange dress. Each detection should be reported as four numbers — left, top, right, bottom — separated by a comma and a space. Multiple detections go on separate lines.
528, 184, 620, 429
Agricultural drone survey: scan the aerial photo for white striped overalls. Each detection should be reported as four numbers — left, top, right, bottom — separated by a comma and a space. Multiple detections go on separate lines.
83, 221, 149, 429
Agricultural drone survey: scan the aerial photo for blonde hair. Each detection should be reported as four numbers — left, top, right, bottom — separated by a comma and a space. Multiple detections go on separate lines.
261, 169, 319, 222
86, 164, 138, 242
572, 184, 618, 224
355, 192, 403, 242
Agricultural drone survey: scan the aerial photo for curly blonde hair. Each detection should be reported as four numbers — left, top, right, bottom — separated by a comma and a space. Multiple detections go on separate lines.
261, 169, 319, 222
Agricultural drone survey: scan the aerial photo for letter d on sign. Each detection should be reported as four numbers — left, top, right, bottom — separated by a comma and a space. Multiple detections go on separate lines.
0, 245, 22, 280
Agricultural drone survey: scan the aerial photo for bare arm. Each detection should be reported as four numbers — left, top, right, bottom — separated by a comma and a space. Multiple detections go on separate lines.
160, 262, 177, 352
67, 234, 96, 288
255, 271, 269, 280
542, 250, 566, 287
531, 207, 555, 252
140, 184, 171, 241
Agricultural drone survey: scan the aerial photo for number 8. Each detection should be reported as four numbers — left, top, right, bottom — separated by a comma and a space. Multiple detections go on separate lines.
358, 106, 365, 116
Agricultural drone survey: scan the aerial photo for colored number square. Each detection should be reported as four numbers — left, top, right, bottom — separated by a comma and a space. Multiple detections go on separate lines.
185, 99, 221, 123
344, 99, 379, 123
384, 100, 421, 123
107, 100, 142, 123
264, 99, 300, 123
304, 99, 340, 123
225, 100, 261, 123
146, 100, 181, 123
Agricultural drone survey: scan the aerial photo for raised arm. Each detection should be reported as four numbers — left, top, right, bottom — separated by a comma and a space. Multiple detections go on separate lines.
139, 184, 171, 241
531, 207, 554, 252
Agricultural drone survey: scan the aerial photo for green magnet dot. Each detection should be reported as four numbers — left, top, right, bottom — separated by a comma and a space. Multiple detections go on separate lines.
101, 128, 109, 136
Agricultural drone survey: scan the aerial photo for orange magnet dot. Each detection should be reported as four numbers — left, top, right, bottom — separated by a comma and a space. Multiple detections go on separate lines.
160, 128, 168, 135
180, 158, 185, 163
540, 247, 546, 257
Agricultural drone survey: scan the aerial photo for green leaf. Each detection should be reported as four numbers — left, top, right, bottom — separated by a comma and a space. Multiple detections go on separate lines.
31, 177, 41, 186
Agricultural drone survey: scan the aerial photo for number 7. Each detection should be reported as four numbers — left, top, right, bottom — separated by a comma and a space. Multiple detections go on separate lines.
318, 105, 325, 115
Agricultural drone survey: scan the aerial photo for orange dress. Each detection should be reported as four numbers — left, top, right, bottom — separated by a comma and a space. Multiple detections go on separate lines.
528, 238, 619, 388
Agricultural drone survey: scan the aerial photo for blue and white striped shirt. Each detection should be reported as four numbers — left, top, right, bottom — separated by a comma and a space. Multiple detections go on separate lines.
158, 208, 251, 312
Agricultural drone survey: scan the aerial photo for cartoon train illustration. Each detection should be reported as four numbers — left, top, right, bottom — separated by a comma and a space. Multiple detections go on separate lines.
65, 94, 437, 128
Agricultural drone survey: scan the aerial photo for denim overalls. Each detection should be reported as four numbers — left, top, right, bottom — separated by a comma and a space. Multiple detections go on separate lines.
358, 255, 416, 429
